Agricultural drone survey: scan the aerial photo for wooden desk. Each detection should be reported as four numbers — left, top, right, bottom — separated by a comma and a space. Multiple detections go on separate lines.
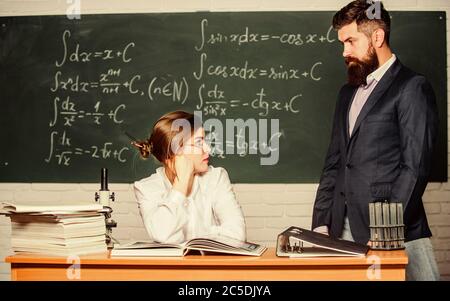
5, 248, 407, 281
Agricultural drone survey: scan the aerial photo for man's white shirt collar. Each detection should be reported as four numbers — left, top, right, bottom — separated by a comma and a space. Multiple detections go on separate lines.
366, 53, 396, 84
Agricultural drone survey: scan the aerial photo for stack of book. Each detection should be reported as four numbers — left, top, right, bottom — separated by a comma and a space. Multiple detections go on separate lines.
1, 201, 107, 256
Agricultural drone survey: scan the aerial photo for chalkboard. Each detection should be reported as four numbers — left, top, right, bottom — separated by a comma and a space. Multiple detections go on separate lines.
0, 12, 447, 183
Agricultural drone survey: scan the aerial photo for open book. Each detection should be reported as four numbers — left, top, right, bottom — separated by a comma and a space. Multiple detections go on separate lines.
276, 226, 369, 258
111, 235, 267, 257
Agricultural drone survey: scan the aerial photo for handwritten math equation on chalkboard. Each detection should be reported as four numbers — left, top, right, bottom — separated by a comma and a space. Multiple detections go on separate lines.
42, 17, 338, 168
0, 12, 446, 182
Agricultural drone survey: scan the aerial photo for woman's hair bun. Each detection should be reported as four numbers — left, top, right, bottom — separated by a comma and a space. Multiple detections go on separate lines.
132, 140, 153, 159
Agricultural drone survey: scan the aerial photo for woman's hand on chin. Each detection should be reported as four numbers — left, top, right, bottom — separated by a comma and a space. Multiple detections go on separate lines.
172, 155, 195, 196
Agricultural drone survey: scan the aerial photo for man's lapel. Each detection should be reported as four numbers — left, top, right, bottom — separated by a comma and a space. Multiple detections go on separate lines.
342, 87, 357, 145
348, 59, 403, 142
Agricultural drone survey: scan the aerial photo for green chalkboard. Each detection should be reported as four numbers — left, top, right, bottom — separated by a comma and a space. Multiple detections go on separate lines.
0, 12, 447, 183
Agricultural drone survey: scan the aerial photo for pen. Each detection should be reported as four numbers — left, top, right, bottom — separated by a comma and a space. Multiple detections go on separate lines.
124, 131, 143, 148
124, 131, 138, 142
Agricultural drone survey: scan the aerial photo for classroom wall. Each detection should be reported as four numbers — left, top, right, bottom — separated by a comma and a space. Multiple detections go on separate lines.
0, 0, 449, 281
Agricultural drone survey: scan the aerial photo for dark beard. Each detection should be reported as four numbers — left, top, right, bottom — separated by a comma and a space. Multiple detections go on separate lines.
345, 46, 379, 86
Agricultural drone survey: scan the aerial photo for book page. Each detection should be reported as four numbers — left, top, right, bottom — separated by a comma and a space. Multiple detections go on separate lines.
111, 241, 185, 257
1, 201, 103, 213
113, 241, 182, 250
286, 247, 365, 258
185, 235, 266, 256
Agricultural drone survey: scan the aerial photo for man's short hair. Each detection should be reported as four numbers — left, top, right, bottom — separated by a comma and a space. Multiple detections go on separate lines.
332, 0, 391, 45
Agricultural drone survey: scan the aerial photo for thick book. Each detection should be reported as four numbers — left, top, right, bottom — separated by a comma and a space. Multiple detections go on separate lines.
276, 226, 369, 258
0, 201, 104, 215
111, 235, 267, 257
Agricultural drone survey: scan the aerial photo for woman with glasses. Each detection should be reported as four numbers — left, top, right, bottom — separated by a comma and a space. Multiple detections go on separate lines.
132, 111, 246, 244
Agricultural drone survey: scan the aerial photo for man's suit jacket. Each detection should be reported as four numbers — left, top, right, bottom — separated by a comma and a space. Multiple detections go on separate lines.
312, 59, 439, 244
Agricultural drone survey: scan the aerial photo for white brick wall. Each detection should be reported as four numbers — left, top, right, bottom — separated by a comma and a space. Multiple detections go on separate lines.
0, 0, 449, 281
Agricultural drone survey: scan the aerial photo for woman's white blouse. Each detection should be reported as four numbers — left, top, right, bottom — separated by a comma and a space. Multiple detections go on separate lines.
134, 166, 246, 244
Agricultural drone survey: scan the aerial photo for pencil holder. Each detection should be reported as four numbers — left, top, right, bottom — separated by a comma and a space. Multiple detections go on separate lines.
368, 200, 405, 250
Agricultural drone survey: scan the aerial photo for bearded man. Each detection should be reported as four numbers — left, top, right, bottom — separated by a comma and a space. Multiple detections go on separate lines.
311, 0, 440, 281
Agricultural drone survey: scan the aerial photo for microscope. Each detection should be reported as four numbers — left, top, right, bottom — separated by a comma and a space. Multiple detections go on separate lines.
95, 168, 118, 249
